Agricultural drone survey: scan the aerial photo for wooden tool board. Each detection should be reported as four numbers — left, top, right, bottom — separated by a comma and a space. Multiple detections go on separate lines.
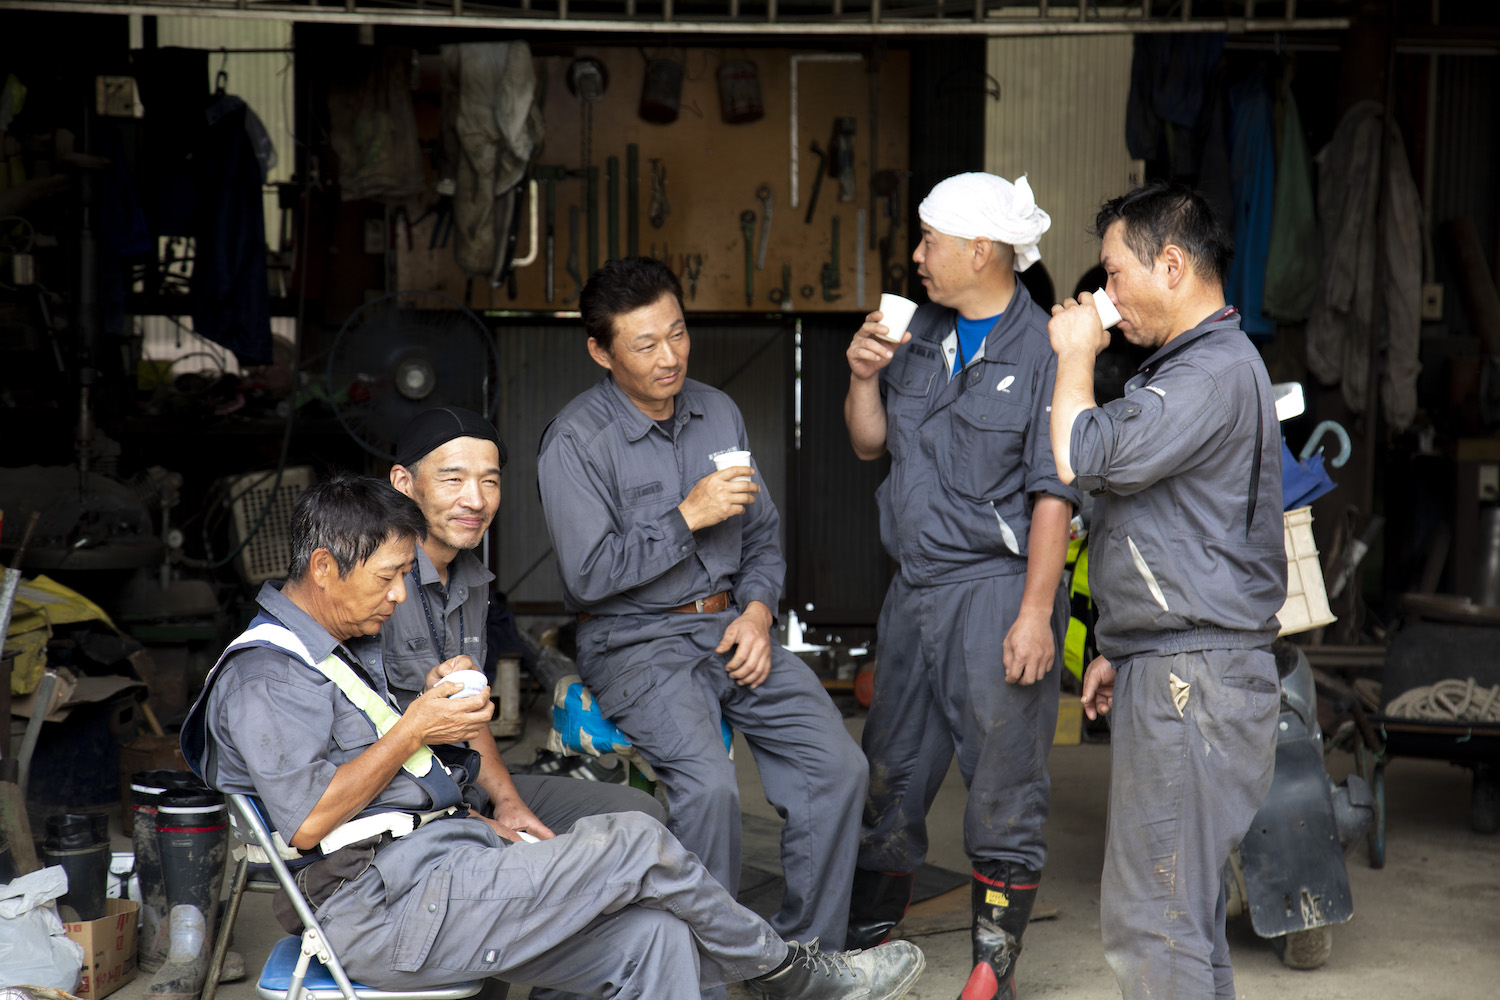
396, 45, 911, 315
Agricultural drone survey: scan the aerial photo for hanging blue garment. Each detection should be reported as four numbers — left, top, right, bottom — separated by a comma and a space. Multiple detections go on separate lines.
1227, 73, 1277, 340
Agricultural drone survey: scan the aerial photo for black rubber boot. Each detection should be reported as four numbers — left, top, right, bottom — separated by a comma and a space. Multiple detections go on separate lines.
847, 868, 916, 951
132, 771, 200, 973
146, 786, 229, 1000
957, 862, 1040, 1000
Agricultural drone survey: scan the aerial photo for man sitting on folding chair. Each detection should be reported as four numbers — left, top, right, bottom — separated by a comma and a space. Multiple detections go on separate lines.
181, 473, 926, 1000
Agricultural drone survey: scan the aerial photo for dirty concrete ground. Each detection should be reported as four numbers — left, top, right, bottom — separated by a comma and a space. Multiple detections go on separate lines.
110, 706, 1500, 1000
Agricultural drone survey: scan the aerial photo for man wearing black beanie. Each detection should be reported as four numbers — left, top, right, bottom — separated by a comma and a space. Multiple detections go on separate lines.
386, 406, 665, 855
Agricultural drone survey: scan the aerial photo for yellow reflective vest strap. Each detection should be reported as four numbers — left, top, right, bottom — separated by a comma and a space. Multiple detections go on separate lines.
1063, 539, 1093, 681
231, 622, 436, 777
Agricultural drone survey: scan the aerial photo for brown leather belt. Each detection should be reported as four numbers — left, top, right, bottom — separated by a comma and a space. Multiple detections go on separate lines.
577, 591, 729, 624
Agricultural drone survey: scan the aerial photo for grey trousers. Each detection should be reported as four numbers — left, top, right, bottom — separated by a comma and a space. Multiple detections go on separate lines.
860, 573, 1063, 874
576, 610, 867, 949
509, 773, 667, 830
322, 811, 788, 1000
1100, 648, 1278, 1000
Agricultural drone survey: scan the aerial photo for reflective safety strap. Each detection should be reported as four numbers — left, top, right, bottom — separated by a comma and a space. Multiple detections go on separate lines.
230, 623, 436, 778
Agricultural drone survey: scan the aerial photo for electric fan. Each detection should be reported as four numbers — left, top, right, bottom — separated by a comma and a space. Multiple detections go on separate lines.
326, 290, 501, 460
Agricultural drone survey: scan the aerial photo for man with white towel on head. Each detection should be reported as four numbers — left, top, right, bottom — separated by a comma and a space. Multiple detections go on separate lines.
842, 173, 1079, 1000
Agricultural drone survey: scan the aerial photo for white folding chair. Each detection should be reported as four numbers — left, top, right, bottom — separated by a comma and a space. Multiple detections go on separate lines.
228, 793, 483, 1000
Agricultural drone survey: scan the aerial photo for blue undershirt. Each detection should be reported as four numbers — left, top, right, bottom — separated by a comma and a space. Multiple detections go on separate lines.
953, 314, 1000, 376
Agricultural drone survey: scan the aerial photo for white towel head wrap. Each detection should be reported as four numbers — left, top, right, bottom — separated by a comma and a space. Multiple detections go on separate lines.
918, 173, 1051, 272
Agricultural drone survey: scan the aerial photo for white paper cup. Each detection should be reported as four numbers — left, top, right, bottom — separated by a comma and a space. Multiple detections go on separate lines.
443, 668, 489, 700
1091, 288, 1121, 329
877, 293, 919, 343
713, 449, 753, 482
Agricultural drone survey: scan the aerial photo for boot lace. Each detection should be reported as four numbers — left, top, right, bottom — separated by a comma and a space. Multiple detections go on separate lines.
790, 940, 856, 979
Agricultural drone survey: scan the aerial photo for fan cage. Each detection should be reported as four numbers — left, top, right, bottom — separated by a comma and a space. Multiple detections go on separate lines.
229, 466, 315, 586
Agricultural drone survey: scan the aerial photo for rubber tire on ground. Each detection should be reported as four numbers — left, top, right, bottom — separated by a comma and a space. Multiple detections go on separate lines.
1473, 763, 1500, 835
1272, 926, 1334, 970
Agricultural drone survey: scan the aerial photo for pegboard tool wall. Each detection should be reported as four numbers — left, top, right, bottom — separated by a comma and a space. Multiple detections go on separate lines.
397, 46, 910, 315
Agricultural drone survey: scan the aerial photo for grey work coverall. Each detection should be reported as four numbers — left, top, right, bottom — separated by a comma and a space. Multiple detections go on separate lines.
538, 376, 867, 952
382, 546, 665, 824
1068, 308, 1287, 1000
184, 583, 788, 998
863, 285, 1078, 876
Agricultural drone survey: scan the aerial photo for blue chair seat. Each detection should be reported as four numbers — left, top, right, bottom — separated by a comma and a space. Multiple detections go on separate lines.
258, 935, 481, 1000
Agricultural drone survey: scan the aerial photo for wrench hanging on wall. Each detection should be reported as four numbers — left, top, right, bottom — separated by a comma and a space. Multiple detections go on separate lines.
756, 185, 773, 271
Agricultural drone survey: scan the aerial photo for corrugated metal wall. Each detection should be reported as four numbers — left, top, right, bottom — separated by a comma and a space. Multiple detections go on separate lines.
985, 35, 1140, 303
496, 320, 792, 608
794, 317, 891, 628
1430, 53, 1498, 338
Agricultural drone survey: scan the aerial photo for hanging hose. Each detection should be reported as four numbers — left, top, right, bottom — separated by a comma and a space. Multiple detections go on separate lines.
1385, 678, 1500, 723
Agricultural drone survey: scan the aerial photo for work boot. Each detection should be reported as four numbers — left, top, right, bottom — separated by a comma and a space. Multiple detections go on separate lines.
131, 770, 200, 973
847, 869, 916, 951
749, 939, 925, 1000
958, 862, 1040, 1000
146, 786, 229, 1000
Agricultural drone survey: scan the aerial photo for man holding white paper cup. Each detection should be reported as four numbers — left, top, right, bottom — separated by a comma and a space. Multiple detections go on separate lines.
1046, 182, 1284, 1000
385, 407, 664, 855
538, 257, 868, 962
842, 172, 1079, 1000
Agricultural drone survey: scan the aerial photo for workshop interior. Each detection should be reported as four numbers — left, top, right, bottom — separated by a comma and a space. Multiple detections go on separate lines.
2, 1, 1500, 997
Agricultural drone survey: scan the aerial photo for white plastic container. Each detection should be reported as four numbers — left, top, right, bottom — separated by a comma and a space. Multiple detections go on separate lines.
1277, 506, 1337, 636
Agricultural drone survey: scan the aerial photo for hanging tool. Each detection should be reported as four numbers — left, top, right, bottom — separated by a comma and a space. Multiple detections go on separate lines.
868, 48, 883, 249
586, 165, 600, 277
565, 205, 583, 305
805, 141, 827, 224
756, 184, 774, 271
685, 253, 703, 301
874, 168, 907, 295
769, 262, 792, 311
535, 165, 569, 304
855, 209, 867, 308
830, 117, 857, 203
650, 158, 670, 229
627, 144, 640, 257
740, 210, 757, 309
606, 156, 620, 262
821, 216, 842, 302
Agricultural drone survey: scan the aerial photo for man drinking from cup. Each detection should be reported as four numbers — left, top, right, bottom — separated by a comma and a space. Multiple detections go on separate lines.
842, 173, 1079, 1000
538, 257, 868, 980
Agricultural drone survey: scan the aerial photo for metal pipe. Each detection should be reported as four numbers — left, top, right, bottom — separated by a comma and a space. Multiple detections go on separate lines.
2, 1, 1353, 35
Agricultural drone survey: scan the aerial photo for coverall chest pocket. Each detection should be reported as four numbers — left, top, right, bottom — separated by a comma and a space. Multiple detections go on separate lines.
884, 364, 937, 460
331, 704, 379, 753
619, 479, 669, 511
944, 368, 1029, 502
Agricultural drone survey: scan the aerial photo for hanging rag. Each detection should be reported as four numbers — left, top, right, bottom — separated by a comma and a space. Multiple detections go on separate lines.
440, 41, 545, 282
1226, 72, 1277, 339
1263, 81, 1320, 322
327, 47, 426, 206
1305, 100, 1423, 431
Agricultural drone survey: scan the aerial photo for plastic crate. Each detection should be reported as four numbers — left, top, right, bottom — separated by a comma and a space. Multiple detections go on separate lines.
1277, 506, 1337, 636
228, 467, 313, 587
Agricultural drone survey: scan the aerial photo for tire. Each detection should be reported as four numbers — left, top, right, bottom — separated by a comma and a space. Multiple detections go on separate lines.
1274, 926, 1334, 970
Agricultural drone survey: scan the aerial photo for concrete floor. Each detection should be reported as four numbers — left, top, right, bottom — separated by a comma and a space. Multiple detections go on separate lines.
109, 705, 1500, 1000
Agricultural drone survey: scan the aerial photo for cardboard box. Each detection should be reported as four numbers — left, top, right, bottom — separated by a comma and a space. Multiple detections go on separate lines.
1054, 699, 1083, 746
63, 898, 138, 1000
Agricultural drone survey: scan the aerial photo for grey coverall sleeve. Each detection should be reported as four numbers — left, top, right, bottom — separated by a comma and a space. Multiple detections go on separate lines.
1024, 353, 1079, 504
538, 427, 698, 604
210, 664, 342, 841
1069, 363, 1231, 496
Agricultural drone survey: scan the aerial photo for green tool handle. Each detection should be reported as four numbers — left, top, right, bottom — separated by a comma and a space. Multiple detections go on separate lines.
607, 157, 620, 263
627, 145, 639, 258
